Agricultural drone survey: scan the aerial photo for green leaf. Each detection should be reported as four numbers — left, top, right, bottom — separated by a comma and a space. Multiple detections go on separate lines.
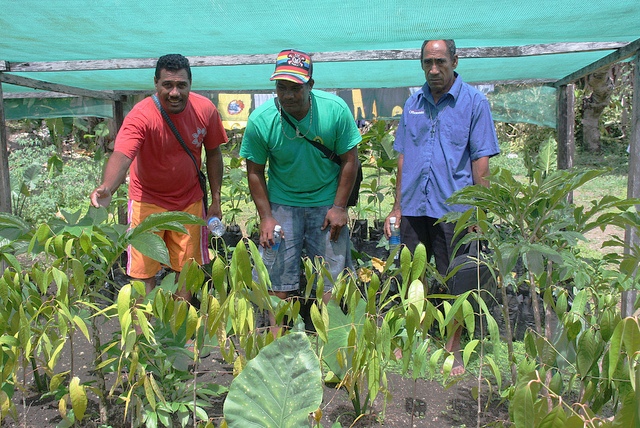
621, 317, 640, 362
462, 339, 479, 366
538, 404, 566, 428
512, 383, 534, 428
484, 355, 502, 390
69, 377, 87, 421
117, 284, 133, 344
310, 304, 328, 343
144, 375, 157, 410
129, 211, 199, 236
223, 332, 322, 428
72, 315, 90, 342
608, 319, 624, 379
128, 233, 171, 267
410, 243, 427, 282
577, 329, 599, 377
211, 257, 228, 300
611, 390, 638, 428
406, 279, 425, 314
185, 304, 198, 340
564, 415, 585, 428
321, 299, 366, 379
599, 309, 620, 342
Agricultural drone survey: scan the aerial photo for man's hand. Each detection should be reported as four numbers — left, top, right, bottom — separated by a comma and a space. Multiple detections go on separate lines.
259, 216, 281, 248
205, 202, 223, 222
322, 205, 348, 242
90, 186, 112, 208
384, 208, 402, 238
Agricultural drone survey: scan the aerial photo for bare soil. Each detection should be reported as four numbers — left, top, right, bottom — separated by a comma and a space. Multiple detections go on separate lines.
3, 125, 619, 427
5, 330, 509, 428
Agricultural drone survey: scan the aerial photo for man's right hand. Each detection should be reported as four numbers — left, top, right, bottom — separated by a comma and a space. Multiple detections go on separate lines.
90, 186, 112, 208
384, 209, 402, 238
259, 216, 281, 248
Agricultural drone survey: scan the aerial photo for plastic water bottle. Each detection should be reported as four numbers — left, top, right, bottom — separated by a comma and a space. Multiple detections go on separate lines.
207, 216, 226, 237
389, 217, 401, 254
261, 225, 282, 269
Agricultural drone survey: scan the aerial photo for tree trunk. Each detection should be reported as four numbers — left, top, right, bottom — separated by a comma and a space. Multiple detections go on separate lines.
582, 68, 613, 153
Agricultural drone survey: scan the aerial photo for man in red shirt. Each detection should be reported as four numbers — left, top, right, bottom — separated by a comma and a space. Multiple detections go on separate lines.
90, 54, 228, 300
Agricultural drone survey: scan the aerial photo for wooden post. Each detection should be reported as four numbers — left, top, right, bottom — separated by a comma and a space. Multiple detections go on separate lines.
113, 97, 127, 226
621, 54, 640, 318
557, 84, 575, 170
0, 79, 11, 214
557, 84, 575, 203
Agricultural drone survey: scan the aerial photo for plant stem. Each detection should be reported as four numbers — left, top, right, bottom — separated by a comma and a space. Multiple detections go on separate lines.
499, 276, 516, 384
91, 314, 109, 423
30, 358, 45, 392
527, 272, 543, 336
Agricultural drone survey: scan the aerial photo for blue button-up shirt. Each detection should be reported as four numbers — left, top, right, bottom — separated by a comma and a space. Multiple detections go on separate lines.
394, 74, 500, 218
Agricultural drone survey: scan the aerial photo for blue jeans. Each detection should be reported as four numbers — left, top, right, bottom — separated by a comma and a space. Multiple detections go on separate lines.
266, 203, 353, 293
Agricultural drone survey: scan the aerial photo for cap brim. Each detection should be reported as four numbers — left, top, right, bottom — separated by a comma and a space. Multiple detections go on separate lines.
270, 72, 310, 84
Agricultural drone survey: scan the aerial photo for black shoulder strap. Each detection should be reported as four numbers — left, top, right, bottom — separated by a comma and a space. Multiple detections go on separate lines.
152, 94, 200, 171
275, 97, 342, 166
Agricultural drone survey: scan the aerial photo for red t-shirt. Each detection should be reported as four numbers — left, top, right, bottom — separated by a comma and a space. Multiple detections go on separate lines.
114, 93, 228, 210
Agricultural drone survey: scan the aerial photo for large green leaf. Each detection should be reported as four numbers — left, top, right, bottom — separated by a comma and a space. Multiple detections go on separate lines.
322, 298, 367, 379
128, 233, 171, 266
512, 383, 535, 428
69, 376, 87, 421
223, 332, 322, 428
129, 211, 201, 237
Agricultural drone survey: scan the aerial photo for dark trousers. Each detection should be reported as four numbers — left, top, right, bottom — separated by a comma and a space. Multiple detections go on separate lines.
400, 216, 468, 276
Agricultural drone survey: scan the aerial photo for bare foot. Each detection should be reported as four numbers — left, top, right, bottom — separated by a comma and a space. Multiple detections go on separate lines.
445, 321, 465, 376
450, 356, 466, 376
393, 347, 403, 360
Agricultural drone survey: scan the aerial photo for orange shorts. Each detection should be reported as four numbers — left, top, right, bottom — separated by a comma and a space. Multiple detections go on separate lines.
127, 199, 209, 279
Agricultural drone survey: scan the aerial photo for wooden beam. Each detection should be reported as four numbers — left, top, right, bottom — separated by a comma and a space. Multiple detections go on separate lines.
554, 38, 640, 87
0, 61, 7, 72
0, 73, 118, 100
460, 42, 627, 59
4, 42, 629, 73
2, 91, 81, 99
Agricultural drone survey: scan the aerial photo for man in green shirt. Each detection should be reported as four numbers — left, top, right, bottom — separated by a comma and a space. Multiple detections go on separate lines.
240, 49, 361, 309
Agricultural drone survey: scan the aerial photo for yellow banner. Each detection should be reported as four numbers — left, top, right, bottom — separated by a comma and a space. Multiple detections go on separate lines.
218, 93, 252, 129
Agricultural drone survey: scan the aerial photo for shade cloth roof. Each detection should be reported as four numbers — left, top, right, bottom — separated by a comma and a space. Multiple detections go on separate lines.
1, 0, 639, 96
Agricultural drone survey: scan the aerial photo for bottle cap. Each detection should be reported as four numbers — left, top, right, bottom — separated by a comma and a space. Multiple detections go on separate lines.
389, 216, 396, 224
274, 225, 282, 232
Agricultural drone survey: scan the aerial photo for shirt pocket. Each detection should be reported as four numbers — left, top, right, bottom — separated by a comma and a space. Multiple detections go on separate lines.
441, 118, 470, 148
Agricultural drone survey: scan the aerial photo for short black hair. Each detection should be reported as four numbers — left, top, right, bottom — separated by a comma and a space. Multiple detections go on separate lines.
420, 39, 456, 62
155, 54, 192, 81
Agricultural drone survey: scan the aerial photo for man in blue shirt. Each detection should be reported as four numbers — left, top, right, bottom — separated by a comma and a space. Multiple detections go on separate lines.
385, 39, 500, 375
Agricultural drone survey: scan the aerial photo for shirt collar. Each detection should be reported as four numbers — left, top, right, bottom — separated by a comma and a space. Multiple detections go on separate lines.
421, 71, 461, 105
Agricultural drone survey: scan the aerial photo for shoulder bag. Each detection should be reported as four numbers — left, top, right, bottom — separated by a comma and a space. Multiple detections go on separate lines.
275, 98, 362, 206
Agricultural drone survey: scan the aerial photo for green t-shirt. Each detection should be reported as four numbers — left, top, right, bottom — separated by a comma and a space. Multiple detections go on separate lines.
240, 90, 361, 207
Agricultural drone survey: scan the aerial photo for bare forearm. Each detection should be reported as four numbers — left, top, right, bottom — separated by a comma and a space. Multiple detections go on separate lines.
393, 154, 404, 210
90, 151, 131, 208
471, 156, 490, 187
101, 151, 132, 193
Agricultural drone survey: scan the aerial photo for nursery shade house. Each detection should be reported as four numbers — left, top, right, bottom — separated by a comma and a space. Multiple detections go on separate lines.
1, 0, 640, 213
